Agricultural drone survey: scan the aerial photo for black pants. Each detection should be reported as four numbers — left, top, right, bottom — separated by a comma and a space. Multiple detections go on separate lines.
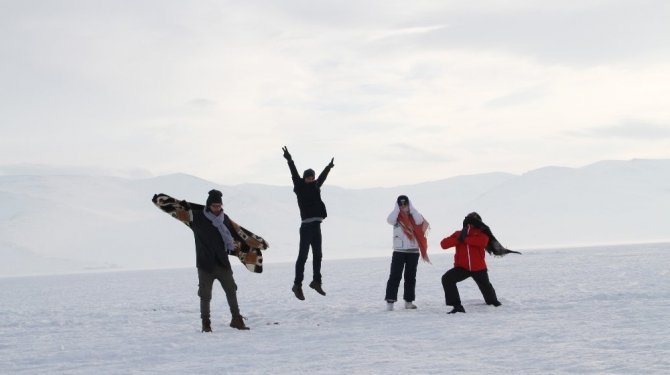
294, 221, 322, 285
441, 267, 499, 306
198, 264, 239, 319
385, 251, 420, 302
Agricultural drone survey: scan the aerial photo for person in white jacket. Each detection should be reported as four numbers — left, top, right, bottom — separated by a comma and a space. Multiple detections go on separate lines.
385, 195, 429, 311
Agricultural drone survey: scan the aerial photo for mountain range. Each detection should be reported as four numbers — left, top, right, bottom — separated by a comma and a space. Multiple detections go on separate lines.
1, 159, 668, 276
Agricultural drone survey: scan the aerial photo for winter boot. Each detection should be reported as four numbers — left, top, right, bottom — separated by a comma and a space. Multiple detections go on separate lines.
386, 302, 394, 311
405, 301, 417, 310
309, 281, 326, 296
292, 284, 305, 300
201, 318, 212, 332
447, 305, 466, 314
488, 301, 502, 307
229, 314, 250, 330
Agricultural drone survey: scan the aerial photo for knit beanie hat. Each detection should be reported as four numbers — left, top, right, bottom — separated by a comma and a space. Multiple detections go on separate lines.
303, 169, 315, 179
397, 195, 409, 205
206, 189, 223, 206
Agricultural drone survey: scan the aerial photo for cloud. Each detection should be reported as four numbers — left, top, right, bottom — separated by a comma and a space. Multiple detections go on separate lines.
0, 164, 153, 178
484, 85, 547, 109
187, 98, 217, 109
1, 1, 669, 188
381, 143, 454, 163
574, 120, 670, 139
365, 25, 447, 43
362, 0, 670, 66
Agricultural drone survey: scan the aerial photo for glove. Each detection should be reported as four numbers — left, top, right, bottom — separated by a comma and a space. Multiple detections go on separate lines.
282, 146, 292, 161
457, 225, 469, 242
327, 157, 335, 168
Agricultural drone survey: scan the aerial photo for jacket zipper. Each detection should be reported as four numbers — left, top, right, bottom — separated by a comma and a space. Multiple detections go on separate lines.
466, 244, 471, 270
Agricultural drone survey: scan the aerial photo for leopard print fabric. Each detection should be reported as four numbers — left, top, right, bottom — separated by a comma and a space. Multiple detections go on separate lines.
152, 193, 269, 273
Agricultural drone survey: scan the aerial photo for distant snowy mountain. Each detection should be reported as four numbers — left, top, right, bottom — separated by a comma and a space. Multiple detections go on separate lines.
1, 159, 668, 276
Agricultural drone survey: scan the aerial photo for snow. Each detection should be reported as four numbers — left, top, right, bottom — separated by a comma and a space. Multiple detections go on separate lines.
2, 243, 669, 374
1, 160, 669, 372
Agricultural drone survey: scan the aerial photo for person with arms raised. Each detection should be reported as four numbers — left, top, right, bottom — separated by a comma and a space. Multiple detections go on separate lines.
282, 146, 334, 300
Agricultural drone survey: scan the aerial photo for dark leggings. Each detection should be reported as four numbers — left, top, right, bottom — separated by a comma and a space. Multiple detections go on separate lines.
294, 221, 323, 285
441, 267, 499, 306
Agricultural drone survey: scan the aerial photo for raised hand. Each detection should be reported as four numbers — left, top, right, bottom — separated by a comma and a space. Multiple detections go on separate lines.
328, 157, 335, 168
282, 146, 292, 161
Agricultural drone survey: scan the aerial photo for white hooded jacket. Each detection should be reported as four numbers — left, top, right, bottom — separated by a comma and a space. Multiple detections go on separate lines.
387, 202, 425, 252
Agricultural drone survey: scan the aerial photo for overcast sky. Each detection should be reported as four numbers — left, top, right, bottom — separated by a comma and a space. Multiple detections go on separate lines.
2, 0, 669, 188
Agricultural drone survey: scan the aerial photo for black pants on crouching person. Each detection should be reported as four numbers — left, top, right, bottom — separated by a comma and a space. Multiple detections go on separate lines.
385, 251, 420, 302
198, 263, 240, 320
295, 221, 323, 285
441, 267, 499, 307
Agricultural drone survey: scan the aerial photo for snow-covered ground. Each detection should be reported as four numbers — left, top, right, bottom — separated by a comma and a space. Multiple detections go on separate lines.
1, 243, 669, 374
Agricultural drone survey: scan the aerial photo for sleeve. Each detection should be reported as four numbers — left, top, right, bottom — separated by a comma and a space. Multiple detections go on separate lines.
440, 231, 461, 249
387, 205, 400, 225
409, 207, 424, 225
287, 159, 301, 186
316, 164, 332, 187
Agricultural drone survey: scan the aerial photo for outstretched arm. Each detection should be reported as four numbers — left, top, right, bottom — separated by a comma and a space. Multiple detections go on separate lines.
282, 146, 301, 184
152, 193, 195, 226
316, 157, 334, 187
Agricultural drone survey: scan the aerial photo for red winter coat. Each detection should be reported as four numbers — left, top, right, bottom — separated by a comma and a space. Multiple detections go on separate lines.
440, 225, 490, 271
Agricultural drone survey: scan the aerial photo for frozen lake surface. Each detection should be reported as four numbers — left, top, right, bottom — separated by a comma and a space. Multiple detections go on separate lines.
1, 243, 669, 374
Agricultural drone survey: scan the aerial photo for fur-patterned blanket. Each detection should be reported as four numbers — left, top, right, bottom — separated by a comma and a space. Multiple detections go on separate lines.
152, 193, 269, 273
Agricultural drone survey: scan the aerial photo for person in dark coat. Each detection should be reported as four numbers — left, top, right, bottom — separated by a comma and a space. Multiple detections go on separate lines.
190, 189, 249, 331
282, 146, 334, 300
439, 212, 502, 314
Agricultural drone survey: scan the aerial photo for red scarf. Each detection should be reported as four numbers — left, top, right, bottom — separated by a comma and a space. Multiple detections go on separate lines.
398, 210, 430, 263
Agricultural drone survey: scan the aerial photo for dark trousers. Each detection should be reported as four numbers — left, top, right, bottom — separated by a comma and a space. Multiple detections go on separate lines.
441, 267, 499, 306
198, 264, 239, 320
385, 251, 420, 302
294, 221, 322, 285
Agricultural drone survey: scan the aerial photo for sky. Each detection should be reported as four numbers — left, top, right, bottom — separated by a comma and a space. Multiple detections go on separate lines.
2, 0, 669, 188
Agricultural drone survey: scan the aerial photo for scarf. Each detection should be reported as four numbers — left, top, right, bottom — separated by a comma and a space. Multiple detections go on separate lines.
398, 209, 431, 263
203, 209, 235, 254
463, 216, 521, 256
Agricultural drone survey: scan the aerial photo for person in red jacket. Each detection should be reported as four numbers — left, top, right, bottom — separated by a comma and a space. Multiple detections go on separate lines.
440, 212, 502, 314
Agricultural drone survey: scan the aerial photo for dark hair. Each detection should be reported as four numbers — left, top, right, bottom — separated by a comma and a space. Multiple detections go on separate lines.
463, 212, 482, 227
466, 212, 482, 222
303, 169, 315, 179
397, 195, 409, 205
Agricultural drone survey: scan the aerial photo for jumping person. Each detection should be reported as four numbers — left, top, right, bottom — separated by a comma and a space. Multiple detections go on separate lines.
440, 212, 502, 314
282, 146, 334, 300
385, 195, 430, 311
